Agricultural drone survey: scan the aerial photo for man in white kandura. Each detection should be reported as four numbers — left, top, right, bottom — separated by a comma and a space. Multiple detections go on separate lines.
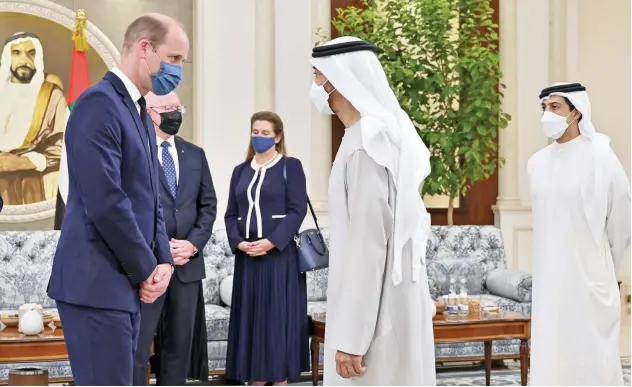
309, 37, 436, 385
528, 82, 630, 386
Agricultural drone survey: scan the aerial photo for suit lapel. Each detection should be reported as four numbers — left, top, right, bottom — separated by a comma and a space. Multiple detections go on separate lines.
174, 137, 188, 200
104, 71, 157, 199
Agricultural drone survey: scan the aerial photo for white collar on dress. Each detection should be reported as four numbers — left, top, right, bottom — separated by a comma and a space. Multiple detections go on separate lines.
250, 153, 282, 170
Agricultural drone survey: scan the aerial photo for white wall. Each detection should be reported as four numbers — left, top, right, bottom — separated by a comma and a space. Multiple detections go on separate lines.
194, 0, 631, 293
495, 0, 631, 294
193, 0, 332, 230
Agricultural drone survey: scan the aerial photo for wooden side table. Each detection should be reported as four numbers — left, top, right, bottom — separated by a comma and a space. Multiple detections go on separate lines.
309, 312, 531, 386
434, 312, 531, 386
310, 317, 326, 387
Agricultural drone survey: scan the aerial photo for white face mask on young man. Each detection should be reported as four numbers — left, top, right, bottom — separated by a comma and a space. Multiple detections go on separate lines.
309, 80, 335, 115
540, 109, 577, 139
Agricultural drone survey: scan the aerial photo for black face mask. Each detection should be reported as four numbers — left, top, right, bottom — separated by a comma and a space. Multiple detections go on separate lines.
159, 111, 182, 135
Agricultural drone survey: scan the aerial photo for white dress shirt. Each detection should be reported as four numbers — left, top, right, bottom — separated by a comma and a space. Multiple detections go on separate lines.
156, 135, 180, 183
111, 67, 141, 114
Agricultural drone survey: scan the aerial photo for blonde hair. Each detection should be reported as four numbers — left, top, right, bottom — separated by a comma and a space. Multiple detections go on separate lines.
246, 111, 288, 160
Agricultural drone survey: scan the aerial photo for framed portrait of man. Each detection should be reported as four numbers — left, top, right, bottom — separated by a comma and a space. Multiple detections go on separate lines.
0, 1, 117, 225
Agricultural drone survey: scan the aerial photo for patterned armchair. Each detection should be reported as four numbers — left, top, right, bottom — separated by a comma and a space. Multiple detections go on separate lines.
424, 226, 532, 361
0, 225, 531, 381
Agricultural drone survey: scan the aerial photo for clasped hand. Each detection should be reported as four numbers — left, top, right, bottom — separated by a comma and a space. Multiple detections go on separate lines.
170, 238, 196, 265
139, 263, 172, 303
238, 238, 274, 257
335, 350, 366, 379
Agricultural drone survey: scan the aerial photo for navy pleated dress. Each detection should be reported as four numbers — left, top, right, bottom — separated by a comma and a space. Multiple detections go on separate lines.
224, 154, 310, 383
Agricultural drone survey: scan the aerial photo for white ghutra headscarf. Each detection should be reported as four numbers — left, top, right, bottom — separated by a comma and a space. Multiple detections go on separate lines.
541, 82, 611, 245
0, 33, 46, 152
311, 36, 432, 286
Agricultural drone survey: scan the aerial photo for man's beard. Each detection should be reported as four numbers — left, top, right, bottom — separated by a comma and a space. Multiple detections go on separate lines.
10, 66, 36, 83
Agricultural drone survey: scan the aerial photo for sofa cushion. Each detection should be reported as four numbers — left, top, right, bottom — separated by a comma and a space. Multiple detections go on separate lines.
307, 301, 326, 318
306, 269, 328, 302
426, 226, 506, 266
426, 251, 487, 298
205, 304, 230, 341
486, 268, 533, 303
219, 275, 233, 306
425, 226, 507, 299
0, 231, 59, 309
202, 233, 235, 305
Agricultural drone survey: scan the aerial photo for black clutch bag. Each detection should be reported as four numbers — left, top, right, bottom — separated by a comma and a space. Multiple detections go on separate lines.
283, 159, 329, 273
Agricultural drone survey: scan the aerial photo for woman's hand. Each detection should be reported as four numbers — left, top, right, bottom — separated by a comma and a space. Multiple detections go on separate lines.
237, 241, 254, 253
248, 238, 274, 256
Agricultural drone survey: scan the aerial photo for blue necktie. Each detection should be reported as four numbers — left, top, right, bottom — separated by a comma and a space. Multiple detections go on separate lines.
161, 142, 178, 198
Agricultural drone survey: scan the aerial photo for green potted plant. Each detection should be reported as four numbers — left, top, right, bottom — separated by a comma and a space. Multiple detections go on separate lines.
329, 0, 510, 225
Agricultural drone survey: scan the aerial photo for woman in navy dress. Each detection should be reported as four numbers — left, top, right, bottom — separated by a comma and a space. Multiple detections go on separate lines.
225, 111, 310, 385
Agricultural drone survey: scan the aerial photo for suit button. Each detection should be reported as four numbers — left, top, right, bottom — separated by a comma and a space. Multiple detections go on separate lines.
175, 209, 178, 212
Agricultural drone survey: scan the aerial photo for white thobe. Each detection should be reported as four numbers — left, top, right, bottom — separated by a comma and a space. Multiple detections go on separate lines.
528, 135, 630, 386
324, 119, 436, 386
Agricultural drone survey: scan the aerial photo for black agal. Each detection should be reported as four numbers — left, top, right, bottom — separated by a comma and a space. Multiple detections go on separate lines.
539, 83, 586, 99
312, 40, 379, 58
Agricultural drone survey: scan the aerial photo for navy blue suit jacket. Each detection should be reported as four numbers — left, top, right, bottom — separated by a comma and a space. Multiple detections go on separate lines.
159, 136, 216, 283
47, 71, 173, 313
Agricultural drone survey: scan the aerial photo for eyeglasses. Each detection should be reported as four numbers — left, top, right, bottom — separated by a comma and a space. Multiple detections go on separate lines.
149, 105, 187, 114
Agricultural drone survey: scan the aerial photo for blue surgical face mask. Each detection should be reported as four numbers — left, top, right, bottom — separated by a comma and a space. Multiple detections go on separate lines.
251, 136, 276, 154
144, 48, 182, 96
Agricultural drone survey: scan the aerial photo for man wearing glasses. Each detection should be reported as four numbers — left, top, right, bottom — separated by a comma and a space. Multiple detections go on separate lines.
133, 91, 217, 385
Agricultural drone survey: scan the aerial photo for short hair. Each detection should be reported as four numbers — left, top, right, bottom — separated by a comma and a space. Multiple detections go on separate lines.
122, 15, 169, 53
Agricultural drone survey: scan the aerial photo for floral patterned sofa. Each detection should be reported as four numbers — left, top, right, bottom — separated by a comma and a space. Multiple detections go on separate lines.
0, 225, 531, 381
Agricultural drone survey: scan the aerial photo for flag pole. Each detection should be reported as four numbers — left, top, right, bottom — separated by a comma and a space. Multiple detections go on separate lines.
72, 9, 89, 52
54, 9, 91, 230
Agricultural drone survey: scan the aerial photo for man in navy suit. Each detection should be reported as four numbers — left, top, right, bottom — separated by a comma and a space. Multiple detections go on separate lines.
47, 13, 189, 385
132, 91, 216, 385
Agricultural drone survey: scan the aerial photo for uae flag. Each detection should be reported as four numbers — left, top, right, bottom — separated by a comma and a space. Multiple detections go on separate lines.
53, 9, 91, 230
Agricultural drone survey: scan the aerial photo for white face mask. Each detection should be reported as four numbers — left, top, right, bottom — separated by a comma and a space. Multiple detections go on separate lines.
309, 81, 335, 115
540, 109, 576, 139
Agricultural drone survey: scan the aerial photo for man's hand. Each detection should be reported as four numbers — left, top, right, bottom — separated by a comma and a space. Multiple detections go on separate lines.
0, 153, 36, 173
139, 263, 173, 303
170, 239, 196, 265
248, 238, 274, 256
335, 351, 365, 379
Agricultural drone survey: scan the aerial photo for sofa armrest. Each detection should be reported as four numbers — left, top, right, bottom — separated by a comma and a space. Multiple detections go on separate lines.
486, 268, 532, 303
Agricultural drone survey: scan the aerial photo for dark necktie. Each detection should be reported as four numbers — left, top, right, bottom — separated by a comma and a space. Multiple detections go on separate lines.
161, 142, 178, 198
137, 97, 151, 141
137, 96, 155, 180
137, 96, 158, 251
